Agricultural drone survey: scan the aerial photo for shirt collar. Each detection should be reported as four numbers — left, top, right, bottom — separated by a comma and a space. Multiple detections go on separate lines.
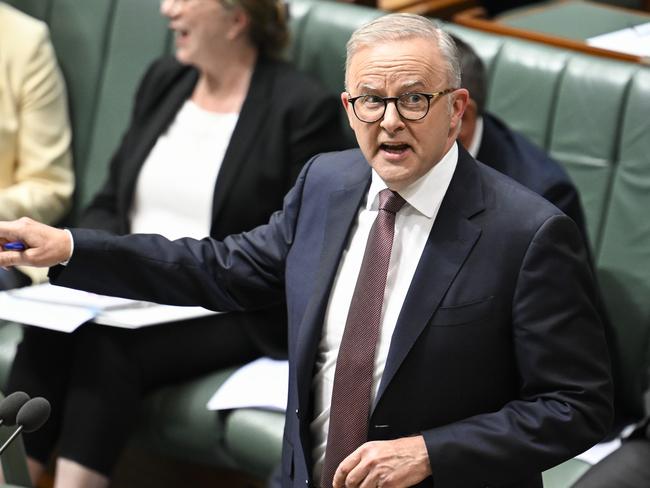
367, 142, 459, 219
466, 115, 484, 159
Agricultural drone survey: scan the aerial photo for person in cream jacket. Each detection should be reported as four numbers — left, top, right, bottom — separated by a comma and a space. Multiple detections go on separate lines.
0, 2, 73, 286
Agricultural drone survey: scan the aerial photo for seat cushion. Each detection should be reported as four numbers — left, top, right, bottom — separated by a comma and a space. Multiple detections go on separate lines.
136, 367, 240, 469
224, 408, 285, 480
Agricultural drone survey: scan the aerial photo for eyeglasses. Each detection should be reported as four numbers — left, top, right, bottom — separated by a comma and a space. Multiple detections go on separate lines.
347, 89, 455, 123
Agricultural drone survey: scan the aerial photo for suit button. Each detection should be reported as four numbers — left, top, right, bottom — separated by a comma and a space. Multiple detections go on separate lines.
295, 408, 299, 417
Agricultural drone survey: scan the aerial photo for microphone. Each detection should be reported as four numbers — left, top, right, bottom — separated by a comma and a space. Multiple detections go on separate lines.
0, 392, 30, 427
0, 397, 51, 455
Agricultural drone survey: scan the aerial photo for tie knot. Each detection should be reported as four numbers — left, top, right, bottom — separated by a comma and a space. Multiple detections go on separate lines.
378, 189, 406, 214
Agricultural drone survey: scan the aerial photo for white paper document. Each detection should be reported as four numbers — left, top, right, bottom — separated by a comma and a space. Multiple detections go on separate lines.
207, 357, 288, 412
0, 293, 95, 332
587, 22, 650, 58
574, 424, 635, 465
575, 437, 621, 465
0, 283, 217, 332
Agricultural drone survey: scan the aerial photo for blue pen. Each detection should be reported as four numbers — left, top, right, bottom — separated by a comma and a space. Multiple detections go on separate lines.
2, 241, 26, 251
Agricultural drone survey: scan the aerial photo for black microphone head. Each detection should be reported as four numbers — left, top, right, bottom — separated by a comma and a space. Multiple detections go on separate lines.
16, 397, 51, 433
0, 391, 30, 426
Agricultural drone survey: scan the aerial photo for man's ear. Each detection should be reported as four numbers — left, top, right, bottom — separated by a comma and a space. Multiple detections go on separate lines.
341, 92, 356, 131
449, 88, 469, 137
458, 98, 478, 148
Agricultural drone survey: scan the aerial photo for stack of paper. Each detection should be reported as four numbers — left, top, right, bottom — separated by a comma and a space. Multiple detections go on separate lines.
0, 283, 217, 332
587, 22, 650, 58
207, 357, 288, 412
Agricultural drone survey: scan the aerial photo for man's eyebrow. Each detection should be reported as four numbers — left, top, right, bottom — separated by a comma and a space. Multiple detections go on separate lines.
356, 83, 379, 92
399, 80, 426, 90
354, 80, 427, 93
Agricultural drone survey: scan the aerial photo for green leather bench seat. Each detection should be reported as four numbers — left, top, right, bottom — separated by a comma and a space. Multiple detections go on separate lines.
224, 408, 286, 480
135, 368, 240, 470
2, 1, 650, 486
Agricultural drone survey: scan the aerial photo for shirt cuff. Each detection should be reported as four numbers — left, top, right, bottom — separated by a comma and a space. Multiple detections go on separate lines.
61, 228, 74, 266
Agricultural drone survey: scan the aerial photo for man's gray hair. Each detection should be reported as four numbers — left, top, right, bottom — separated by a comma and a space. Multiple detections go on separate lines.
345, 13, 461, 90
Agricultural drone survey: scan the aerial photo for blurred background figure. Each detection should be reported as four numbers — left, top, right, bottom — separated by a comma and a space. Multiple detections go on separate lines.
453, 33, 588, 239
5, 0, 348, 487
0, 1, 74, 290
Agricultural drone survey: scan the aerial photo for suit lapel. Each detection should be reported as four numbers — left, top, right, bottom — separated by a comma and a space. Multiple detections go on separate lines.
374, 148, 486, 408
295, 157, 371, 419
210, 58, 273, 228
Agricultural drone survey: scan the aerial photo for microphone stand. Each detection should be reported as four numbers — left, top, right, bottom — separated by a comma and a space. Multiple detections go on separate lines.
0, 402, 31, 488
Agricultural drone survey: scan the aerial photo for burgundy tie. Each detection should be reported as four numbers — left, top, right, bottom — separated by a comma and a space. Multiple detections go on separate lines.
320, 188, 406, 487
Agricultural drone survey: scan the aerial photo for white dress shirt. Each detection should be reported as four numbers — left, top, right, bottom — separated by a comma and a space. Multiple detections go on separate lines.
310, 143, 459, 479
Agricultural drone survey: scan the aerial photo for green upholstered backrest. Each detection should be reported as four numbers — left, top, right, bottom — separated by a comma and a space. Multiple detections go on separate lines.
288, 0, 383, 94
597, 69, 650, 412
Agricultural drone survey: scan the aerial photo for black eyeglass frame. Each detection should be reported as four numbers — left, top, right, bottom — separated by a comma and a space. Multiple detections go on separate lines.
347, 88, 455, 123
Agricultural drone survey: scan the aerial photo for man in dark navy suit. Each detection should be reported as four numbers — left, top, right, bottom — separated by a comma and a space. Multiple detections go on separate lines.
0, 13, 613, 488
452, 34, 589, 244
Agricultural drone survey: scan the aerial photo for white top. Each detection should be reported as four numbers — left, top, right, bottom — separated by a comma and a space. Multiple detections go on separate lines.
310, 143, 459, 479
129, 100, 239, 240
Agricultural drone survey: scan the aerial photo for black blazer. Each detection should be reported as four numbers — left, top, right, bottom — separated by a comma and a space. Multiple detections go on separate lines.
55, 145, 613, 487
80, 55, 349, 354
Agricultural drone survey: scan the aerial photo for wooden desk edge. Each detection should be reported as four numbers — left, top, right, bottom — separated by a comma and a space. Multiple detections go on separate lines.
453, 9, 648, 65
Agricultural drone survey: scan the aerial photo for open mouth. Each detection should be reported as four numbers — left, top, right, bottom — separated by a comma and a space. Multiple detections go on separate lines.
174, 28, 189, 41
380, 143, 411, 155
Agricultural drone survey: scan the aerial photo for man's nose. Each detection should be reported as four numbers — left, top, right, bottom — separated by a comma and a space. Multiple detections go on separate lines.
380, 101, 405, 132
160, 0, 179, 16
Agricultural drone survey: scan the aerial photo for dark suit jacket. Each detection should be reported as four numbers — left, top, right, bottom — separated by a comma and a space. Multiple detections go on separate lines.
79, 55, 348, 355
475, 114, 627, 429
52, 145, 613, 488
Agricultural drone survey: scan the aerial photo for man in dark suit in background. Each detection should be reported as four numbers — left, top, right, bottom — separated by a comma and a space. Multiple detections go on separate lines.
0, 13, 613, 488
452, 34, 589, 243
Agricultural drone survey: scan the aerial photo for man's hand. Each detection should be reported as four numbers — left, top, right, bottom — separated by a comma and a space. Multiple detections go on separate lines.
332, 435, 431, 488
0, 217, 72, 268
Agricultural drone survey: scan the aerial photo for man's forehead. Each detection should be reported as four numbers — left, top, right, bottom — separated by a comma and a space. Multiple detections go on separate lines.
347, 40, 444, 90
348, 38, 440, 71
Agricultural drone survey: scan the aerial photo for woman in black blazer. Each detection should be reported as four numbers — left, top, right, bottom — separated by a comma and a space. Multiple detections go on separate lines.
6, 1, 348, 486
